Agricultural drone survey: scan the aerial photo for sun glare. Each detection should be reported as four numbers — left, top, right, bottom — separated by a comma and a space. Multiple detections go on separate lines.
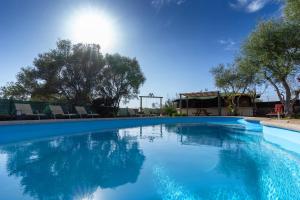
69, 8, 117, 51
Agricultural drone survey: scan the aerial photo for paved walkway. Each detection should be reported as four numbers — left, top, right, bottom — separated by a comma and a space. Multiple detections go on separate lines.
246, 117, 300, 132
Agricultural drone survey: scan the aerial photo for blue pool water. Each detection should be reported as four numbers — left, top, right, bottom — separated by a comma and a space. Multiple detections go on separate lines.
0, 117, 299, 199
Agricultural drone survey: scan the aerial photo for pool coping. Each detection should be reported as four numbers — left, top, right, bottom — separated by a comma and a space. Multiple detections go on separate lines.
0, 116, 242, 126
1, 116, 299, 133
245, 117, 300, 133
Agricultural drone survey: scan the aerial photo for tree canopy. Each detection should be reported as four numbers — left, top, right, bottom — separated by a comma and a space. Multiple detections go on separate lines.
285, 0, 300, 22
211, 0, 300, 117
211, 63, 250, 95
242, 20, 300, 116
210, 61, 261, 115
1, 40, 146, 108
98, 54, 146, 108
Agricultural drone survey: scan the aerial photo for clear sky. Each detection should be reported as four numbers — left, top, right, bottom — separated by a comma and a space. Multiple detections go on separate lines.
0, 0, 282, 107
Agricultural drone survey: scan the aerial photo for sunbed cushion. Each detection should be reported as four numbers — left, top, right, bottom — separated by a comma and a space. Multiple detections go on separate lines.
49, 105, 65, 115
15, 103, 34, 115
75, 106, 88, 115
128, 109, 136, 116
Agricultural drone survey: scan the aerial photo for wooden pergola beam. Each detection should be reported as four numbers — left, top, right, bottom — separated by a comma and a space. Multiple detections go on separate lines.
178, 91, 222, 116
180, 91, 219, 98
139, 96, 163, 98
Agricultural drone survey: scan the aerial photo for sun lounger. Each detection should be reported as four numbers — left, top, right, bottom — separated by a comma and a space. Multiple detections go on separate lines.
49, 105, 77, 119
128, 108, 137, 117
15, 103, 45, 120
75, 106, 99, 118
266, 104, 284, 118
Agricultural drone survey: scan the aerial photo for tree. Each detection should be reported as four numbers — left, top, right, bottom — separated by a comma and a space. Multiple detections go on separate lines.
1, 40, 105, 104
163, 99, 177, 116
97, 54, 146, 111
242, 20, 300, 117
285, 0, 300, 22
1, 66, 39, 100
237, 57, 265, 114
1, 40, 146, 111
210, 61, 260, 115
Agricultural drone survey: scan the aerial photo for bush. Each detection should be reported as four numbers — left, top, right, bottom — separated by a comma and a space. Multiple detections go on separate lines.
163, 99, 177, 116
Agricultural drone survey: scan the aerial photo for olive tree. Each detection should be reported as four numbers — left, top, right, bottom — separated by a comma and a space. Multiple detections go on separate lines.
210, 61, 259, 115
243, 21, 300, 117
96, 54, 146, 111
1, 40, 146, 111
1, 40, 105, 104
1, 66, 40, 100
285, 0, 300, 22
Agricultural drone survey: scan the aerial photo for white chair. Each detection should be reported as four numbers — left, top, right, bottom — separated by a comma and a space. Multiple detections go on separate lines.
75, 106, 99, 118
49, 105, 77, 119
15, 103, 45, 120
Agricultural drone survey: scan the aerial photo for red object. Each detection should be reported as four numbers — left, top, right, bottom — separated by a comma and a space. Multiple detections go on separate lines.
274, 104, 284, 114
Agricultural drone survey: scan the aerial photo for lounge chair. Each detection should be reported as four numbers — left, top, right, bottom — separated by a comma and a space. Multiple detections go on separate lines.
49, 105, 77, 119
14, 103, 45, 120
75, 106, 99, 118
117, 108, 128, 117
128, 108, 137, 117
266, 104, 284, 118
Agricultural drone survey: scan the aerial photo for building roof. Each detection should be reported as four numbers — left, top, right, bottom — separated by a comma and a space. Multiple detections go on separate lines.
180, 91, 219, 98
175, 91, 260, 101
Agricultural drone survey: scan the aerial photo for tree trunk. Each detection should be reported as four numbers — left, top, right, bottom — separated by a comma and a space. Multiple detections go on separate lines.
265, 75, 296, 117
284, 101, 294, 118
282, 80, 294, 117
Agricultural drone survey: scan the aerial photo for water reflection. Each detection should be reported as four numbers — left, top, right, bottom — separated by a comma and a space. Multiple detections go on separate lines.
164, 124, 264, 199
138, 124, 163, 142
216, 141, 262, 199
1, 123, 295, 200
165, 124, 247, 148
1, 130, 145, 200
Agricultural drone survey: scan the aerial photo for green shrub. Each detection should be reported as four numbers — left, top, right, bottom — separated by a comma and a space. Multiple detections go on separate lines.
162, 99, 177, 116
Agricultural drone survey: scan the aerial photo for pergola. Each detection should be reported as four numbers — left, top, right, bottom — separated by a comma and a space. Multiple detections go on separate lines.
179, 91, 222, 116
139, 93, 163, 114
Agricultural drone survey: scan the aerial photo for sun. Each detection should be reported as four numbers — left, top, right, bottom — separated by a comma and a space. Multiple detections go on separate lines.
69, 8, 116, 51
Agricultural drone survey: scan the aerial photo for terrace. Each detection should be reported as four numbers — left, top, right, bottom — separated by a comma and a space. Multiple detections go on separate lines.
174, 91, 257, 116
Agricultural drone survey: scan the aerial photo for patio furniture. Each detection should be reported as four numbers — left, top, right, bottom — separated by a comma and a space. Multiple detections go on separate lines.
266, 112, 284, 118
128, 108, 137, 117
75, 106, 99, 118
193, 108, 211, 116
117, 108, 128, 117
49, 105, 77, 119
266, 104, 284, 119
14, 103, 45, 120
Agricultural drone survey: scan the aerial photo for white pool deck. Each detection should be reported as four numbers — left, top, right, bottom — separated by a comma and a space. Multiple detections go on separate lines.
245, 117, 300, 132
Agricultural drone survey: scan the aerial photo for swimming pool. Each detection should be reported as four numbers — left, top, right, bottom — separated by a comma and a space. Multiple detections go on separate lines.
0, 117, 299, 199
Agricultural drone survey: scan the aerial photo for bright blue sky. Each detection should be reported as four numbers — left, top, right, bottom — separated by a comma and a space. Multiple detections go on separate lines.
0, 0, 282, 107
